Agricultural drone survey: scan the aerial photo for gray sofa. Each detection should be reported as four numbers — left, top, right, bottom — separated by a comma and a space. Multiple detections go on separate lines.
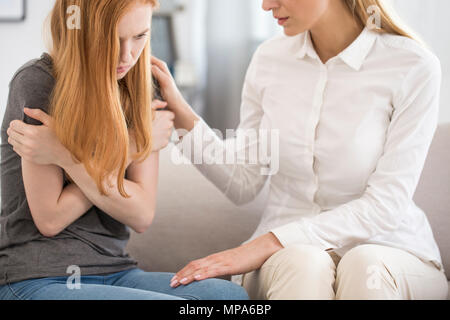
126, 122, 450, 300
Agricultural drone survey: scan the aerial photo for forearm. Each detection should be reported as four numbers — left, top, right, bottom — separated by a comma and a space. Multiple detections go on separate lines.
174, 115, 269, 205
21, 160, 93, 237
61, 156, 157, 233
52, 183, 94, 233
244, 233, 284, 269
172, 100, 199, 133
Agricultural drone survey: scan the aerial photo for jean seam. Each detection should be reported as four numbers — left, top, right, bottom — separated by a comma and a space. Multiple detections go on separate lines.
7, 283, 25, 300
177, 294, 200, 300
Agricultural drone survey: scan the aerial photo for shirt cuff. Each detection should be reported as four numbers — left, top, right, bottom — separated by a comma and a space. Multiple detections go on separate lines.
270, 222, 325, 250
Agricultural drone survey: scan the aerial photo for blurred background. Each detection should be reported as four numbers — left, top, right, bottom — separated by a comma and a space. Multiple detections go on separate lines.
0, 0, 449, 134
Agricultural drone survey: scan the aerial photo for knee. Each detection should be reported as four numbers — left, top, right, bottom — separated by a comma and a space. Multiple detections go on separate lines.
336, 245, 399, 299
265, 245, 335, 275
193, 278, 249, 300
337, 244, 388, 274
255, 245, 336, 299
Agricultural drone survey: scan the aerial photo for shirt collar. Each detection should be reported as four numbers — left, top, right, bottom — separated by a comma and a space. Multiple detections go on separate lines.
296, 30, 318, 61
296, 27, 378, 71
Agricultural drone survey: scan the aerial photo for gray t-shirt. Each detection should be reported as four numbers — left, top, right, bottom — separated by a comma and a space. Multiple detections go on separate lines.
0, 53, 138, 286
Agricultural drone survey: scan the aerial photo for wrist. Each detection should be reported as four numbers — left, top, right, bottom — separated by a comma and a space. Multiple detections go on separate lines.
248, 233, 284, 261
172, 92, 190, 112
264, 232, 284, 255
58, 149, 77, 170
173, 104, 199, 133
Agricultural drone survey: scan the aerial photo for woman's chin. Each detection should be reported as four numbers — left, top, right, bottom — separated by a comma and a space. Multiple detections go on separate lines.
283, 26, 307, 37
117, 72, 127, 80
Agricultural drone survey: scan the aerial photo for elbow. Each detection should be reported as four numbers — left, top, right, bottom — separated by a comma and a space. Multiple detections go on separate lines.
133, 222, 151, 234
227, 190, 260, 206
230, 195, 256, 206
37, 220, 61, 238
30, 209, 61, 238
225, 177, 267, 206
133, 209, 155, 234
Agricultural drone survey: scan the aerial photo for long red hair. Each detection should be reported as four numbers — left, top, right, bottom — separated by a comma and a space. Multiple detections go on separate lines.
46, 0, 158, 198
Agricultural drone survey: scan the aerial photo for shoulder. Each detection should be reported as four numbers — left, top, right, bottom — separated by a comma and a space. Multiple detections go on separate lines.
9, 53, 55, 101
378, 34, 442, 110
10, 53, 55, 97
6, 53, 55, 125
378, 33, 441, 75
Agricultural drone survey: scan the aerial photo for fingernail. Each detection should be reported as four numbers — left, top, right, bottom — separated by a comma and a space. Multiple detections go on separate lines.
194, 274, 201, 280
170, 280, 178, 287
180, 277, 188, 284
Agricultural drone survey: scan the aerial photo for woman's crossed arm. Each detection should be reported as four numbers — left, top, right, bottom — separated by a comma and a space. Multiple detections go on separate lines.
8, 106, 170, 237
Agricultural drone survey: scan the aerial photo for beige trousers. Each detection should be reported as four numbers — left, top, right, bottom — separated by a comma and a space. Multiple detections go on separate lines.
242, 244, 448, 300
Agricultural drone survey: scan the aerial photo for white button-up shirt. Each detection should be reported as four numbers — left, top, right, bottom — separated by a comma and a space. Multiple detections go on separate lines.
175, 27, 444, 275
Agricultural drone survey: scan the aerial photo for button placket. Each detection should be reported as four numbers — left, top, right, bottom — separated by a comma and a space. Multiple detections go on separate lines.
310, 65, 328, 207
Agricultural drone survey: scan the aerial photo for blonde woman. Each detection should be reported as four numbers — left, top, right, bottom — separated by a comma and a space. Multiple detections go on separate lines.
148, 0, 448, 299
0, 0, 248, 300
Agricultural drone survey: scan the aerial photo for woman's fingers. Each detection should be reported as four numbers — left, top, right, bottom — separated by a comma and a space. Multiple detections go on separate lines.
151, 56, 171, 74
151, 64, 168, 85
7, 127, 25, 144
162, 110, 175, 121
9, 120, 28, 135
8, 136, 22, 150
192, 266, 227, 282
151, 58, 176, 91
155, 111, 175, 123
151, 99, 168, 110
9, 136, 26, 159
170, 260, 203, 287
170, 256, 230, 288
23, 107, 53, 127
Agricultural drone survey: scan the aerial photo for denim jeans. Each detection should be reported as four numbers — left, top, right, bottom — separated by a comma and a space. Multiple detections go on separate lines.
0, 268, 249, 300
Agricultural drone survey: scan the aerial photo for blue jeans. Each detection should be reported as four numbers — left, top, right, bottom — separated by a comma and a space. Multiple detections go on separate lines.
0, 268, 249, 300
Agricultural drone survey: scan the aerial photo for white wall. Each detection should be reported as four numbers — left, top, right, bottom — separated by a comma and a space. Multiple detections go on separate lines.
0, 0, 54, 120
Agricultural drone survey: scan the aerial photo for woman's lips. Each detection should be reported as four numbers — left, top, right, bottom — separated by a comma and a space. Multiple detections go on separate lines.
117, 66, 129, 73
277, 17, 289, 26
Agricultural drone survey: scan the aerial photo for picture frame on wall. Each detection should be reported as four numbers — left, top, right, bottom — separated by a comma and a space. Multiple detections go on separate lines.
0, 0, 27, 23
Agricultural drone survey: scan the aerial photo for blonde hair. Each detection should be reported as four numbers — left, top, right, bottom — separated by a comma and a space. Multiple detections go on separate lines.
45, 0, 158, 198
344, 0, 420, 41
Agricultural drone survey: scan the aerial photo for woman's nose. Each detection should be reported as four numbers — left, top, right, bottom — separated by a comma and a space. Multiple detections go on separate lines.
262, 0, 279, 11
119, 41, 133, 64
